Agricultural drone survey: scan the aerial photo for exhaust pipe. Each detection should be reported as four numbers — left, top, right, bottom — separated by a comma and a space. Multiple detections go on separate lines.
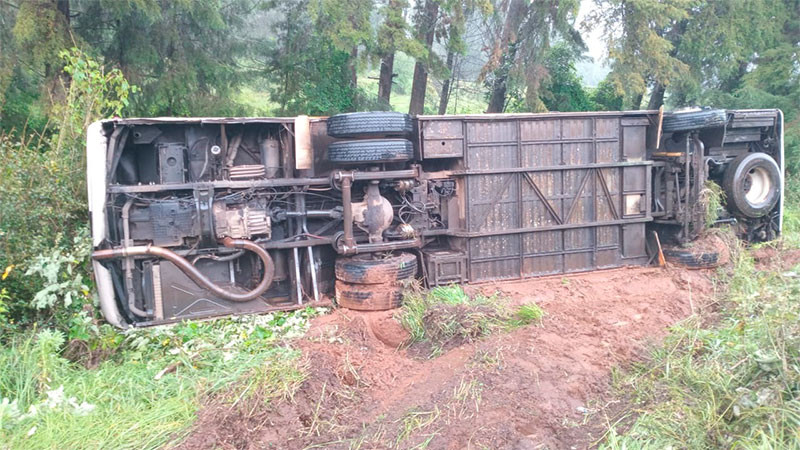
93, 237, 275, 303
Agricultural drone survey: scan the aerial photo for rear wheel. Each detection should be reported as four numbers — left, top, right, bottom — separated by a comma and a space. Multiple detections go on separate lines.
722, 152, 781, 218
327, 139, 413, 165
335, 252, 418, 284
335, 280, 404, 311
327, 112, 413, 138
334, 252, 417, 311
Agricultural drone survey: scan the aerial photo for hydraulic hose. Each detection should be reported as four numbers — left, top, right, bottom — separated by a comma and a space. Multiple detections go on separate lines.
93, 237, 275, 302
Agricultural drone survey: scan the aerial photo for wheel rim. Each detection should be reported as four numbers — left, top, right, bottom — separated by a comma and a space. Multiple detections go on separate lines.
743, 166, 772, 206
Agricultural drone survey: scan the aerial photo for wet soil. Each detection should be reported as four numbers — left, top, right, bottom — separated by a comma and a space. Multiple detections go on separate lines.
179, 265, 714, 450
752, 245, 800, 271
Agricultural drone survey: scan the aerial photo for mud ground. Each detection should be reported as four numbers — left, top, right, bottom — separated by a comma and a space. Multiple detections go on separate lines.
180, 265, 715, 450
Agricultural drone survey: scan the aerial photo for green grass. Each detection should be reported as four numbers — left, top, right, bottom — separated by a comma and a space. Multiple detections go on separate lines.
598, 210, 800, 448
0, 308, 322, 449
232, 85, 281, 116
358, 52, 488, 115
399, 284, 543, 356
782, 176, 800, 248
702, 180, 726, 228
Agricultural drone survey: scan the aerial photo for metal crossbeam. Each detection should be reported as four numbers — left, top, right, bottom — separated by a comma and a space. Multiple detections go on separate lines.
522, 172, 563, 225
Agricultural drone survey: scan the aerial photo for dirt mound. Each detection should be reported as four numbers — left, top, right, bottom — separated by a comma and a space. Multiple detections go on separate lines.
180, 349, 352, 450
401, 303, 498, 357
180, 266, 714, 449
366, 310, 411, 348
752, 246, 800, 271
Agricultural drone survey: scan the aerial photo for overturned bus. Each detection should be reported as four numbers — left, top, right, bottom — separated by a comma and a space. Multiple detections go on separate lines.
87, 109, 784, 327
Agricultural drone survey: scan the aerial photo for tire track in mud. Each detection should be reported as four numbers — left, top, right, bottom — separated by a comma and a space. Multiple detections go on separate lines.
180, 266, 714, 450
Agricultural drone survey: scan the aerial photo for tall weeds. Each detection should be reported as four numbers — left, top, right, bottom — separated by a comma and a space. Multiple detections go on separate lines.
601, 218, 800, 448
0, 49, 134, 331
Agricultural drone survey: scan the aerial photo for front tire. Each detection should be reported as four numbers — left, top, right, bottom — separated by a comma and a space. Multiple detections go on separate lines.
722, 152, 781, 218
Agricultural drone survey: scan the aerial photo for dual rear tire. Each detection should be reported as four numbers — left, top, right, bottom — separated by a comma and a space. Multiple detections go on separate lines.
326, 112, 418, 310
326, 112, 414, 165
334, 253, 418, 311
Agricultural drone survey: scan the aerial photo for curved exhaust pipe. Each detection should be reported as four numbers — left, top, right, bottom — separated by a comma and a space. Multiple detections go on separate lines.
93, 237, 275, 303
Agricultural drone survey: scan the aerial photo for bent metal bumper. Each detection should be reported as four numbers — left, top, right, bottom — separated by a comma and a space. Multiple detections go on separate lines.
86, 121, 126, 328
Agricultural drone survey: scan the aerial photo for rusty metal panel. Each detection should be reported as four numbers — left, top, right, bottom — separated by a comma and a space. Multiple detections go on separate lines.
622, 224, 647, 259
522, 231, 562, 276
467, 174, 519, 232
623, 125, 646, 161
445, 113, 653, 282
469, 235, 520, 282
421, 120, 464, 158
466, 121, 519, 169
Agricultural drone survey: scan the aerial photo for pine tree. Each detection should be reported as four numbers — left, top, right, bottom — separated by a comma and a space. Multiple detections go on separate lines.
408, 0, 440, 115
481, 0, 583, 113
309, 0, 374, 89
376, 0, 424, 106
74, 0, 255, 116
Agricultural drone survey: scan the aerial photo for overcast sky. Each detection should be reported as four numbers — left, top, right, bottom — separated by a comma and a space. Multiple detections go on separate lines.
577, 0, 610, 87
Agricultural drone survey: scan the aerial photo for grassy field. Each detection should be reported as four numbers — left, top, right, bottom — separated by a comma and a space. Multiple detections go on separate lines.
0, 309, 321, 449
234, 51, 488, 117
598, 202, 800, 448
232, 86, 282, 116
2, 203, 798, 448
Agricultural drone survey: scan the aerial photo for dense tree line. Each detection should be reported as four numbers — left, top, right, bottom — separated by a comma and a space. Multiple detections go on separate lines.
0, 0, 798, 146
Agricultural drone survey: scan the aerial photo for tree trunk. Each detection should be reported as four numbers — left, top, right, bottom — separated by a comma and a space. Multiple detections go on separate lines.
44, 0, 71, 79
438, 48, 456, 114
378, 52, 395, 104
631, 92, 644, 110
721, 61, 749, 93
483, 0, 528, 113
647, 82, 666, 110
377, 0, 407, 105
408, 0, 439, 115
408, 62, 427, 115
349, 46, 358, 88
57, 0, 70, 25
487, 75, 508, 113
486, 44, 518, 113
45, 0, 71, 100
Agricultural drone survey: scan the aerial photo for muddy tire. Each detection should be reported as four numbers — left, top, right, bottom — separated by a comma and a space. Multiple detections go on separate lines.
722, 152, 781, 218
663, 248, 719, 269
327, 112, 413, 138
327, 139, 413, 164
335, 253, 418, 285
663, 109, 727, 132
335, 280, 404, 311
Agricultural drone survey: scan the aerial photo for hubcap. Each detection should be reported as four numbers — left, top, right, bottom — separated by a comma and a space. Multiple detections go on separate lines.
743, 166, 772, 205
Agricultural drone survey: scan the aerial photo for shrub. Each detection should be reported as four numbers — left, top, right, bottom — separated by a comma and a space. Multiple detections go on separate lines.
600, 204, 800, 448
400, 284, 543, 356
0, 48, 135, 331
